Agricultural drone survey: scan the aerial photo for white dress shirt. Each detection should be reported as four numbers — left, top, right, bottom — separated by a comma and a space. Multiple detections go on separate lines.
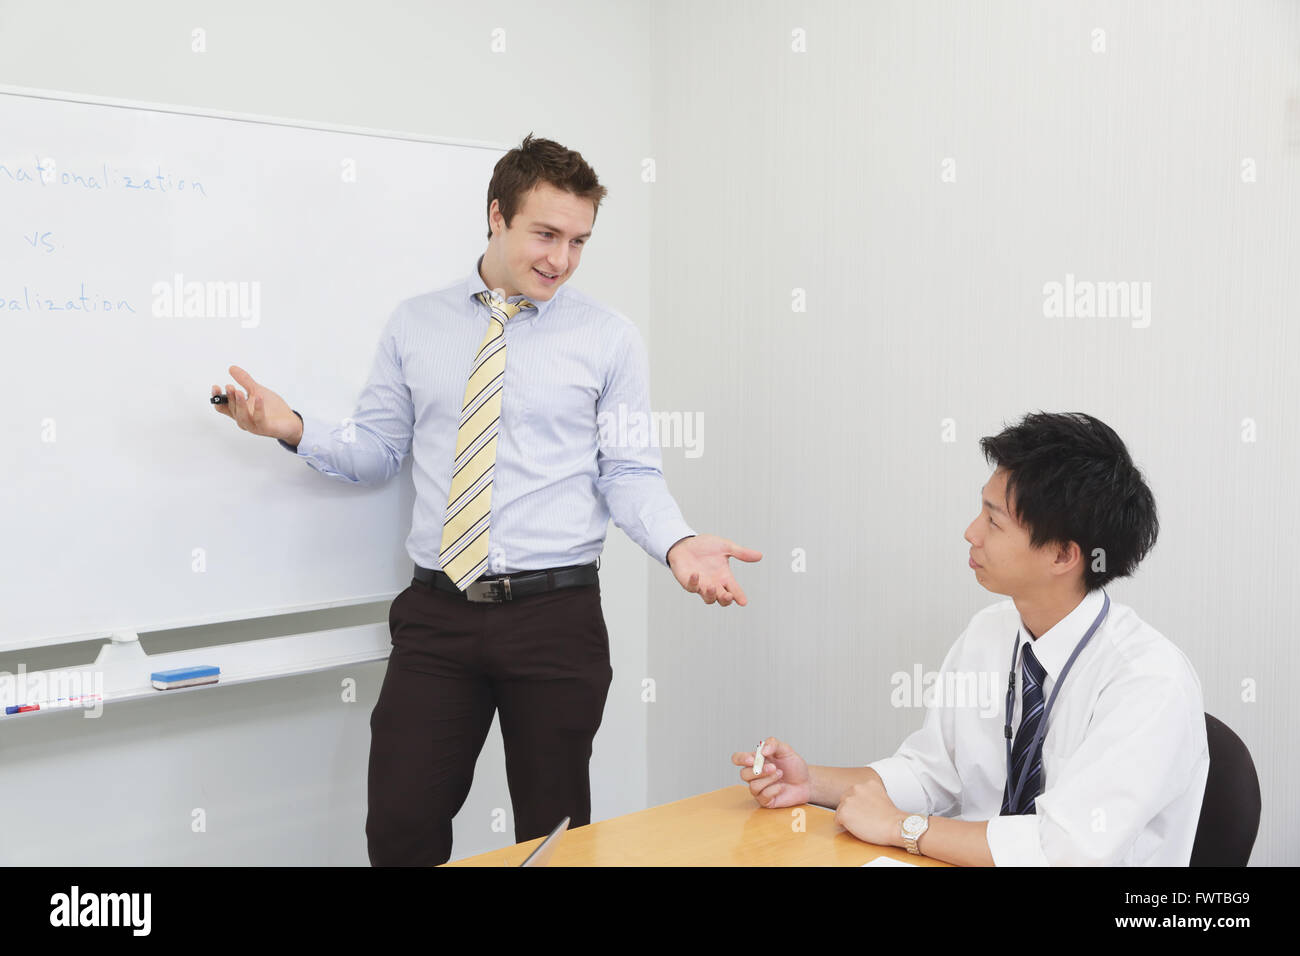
868, 588, 1210, 865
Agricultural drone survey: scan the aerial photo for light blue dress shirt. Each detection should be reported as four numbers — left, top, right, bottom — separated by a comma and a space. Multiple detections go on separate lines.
281, 256, 696, 575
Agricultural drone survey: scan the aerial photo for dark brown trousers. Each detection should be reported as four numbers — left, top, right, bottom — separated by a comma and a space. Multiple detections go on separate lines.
365, 574, 612, 866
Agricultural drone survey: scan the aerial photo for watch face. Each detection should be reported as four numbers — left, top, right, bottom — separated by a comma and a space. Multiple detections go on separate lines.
903, 814, 925, 834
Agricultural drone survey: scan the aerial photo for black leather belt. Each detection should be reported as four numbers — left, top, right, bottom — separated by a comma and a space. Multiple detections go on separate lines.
413, 561, 598, 603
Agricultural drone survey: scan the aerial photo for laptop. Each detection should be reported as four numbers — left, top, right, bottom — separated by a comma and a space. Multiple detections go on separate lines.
519, 816, 570, 867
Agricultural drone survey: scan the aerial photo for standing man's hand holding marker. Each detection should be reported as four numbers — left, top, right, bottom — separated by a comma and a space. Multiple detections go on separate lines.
210, 365, 303, 446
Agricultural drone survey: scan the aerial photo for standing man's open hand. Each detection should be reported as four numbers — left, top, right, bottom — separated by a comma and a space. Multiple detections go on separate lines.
211, 365, 303, 446
667, 533, 762, 606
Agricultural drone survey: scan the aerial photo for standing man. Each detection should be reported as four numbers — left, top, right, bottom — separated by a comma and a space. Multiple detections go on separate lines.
212, 133, 760, 865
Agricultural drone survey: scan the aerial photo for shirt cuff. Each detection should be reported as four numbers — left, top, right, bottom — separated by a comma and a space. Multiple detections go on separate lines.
867, 756, 933, 815
984, 813, 1050, 866
656, 523, 698, 567
279, 411, 331, 461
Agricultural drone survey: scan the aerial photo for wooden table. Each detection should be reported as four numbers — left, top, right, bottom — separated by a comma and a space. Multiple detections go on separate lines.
445, 785, 955, 866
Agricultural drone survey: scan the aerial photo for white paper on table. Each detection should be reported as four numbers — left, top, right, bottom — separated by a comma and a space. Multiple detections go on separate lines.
862, 855, 919, 866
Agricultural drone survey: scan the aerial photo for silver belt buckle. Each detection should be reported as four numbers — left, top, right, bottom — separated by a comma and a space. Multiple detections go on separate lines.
466, 576, 511, 603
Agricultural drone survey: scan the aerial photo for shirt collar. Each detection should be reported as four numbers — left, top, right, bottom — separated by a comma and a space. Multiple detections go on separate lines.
1014, 587, 1108, 681
465, 253, 558, 325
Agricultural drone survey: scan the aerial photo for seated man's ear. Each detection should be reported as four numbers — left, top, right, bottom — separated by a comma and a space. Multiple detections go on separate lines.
1048, 540, 1085, 579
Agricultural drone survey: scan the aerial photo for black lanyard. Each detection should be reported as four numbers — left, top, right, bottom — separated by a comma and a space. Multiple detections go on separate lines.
1004, 591, 1111, 811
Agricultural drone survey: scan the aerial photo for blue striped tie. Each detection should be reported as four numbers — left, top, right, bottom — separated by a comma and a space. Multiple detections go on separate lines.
1001, 641, 1047, 815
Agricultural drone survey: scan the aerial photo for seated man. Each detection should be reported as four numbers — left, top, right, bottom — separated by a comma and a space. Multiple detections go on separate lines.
734, 411, 1209, 865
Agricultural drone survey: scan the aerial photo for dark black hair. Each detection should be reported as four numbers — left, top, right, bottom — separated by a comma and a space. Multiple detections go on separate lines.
979, 412, 1158, 591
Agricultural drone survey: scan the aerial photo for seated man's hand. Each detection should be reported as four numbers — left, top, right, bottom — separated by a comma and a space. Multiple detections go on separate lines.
834, 777, 904, 847
731, 736, 812, 808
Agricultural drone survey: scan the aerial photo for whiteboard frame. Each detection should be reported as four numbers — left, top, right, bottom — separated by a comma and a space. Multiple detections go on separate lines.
0, 84, 511, 153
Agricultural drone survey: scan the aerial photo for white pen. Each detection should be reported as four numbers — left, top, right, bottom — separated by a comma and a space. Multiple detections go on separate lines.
752, 740, 766, 776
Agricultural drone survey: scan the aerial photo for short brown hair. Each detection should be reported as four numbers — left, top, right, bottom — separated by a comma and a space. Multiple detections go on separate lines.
485, 132, 607, 240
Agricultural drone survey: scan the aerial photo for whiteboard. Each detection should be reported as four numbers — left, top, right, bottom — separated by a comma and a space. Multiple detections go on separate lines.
0, 87, 506, 651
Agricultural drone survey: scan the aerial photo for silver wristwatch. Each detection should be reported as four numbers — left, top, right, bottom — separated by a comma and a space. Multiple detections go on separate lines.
902, 813, 929, 855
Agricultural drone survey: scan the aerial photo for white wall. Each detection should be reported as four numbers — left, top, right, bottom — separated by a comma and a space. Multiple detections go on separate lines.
0, 0, 655, 864
645, 0, 1298, 865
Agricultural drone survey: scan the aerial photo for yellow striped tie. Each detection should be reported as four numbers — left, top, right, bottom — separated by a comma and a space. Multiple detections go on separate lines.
438, 291, 536, 589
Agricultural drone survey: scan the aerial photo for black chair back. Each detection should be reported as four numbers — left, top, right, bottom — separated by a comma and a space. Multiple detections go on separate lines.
1190, 714, 1260, 866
